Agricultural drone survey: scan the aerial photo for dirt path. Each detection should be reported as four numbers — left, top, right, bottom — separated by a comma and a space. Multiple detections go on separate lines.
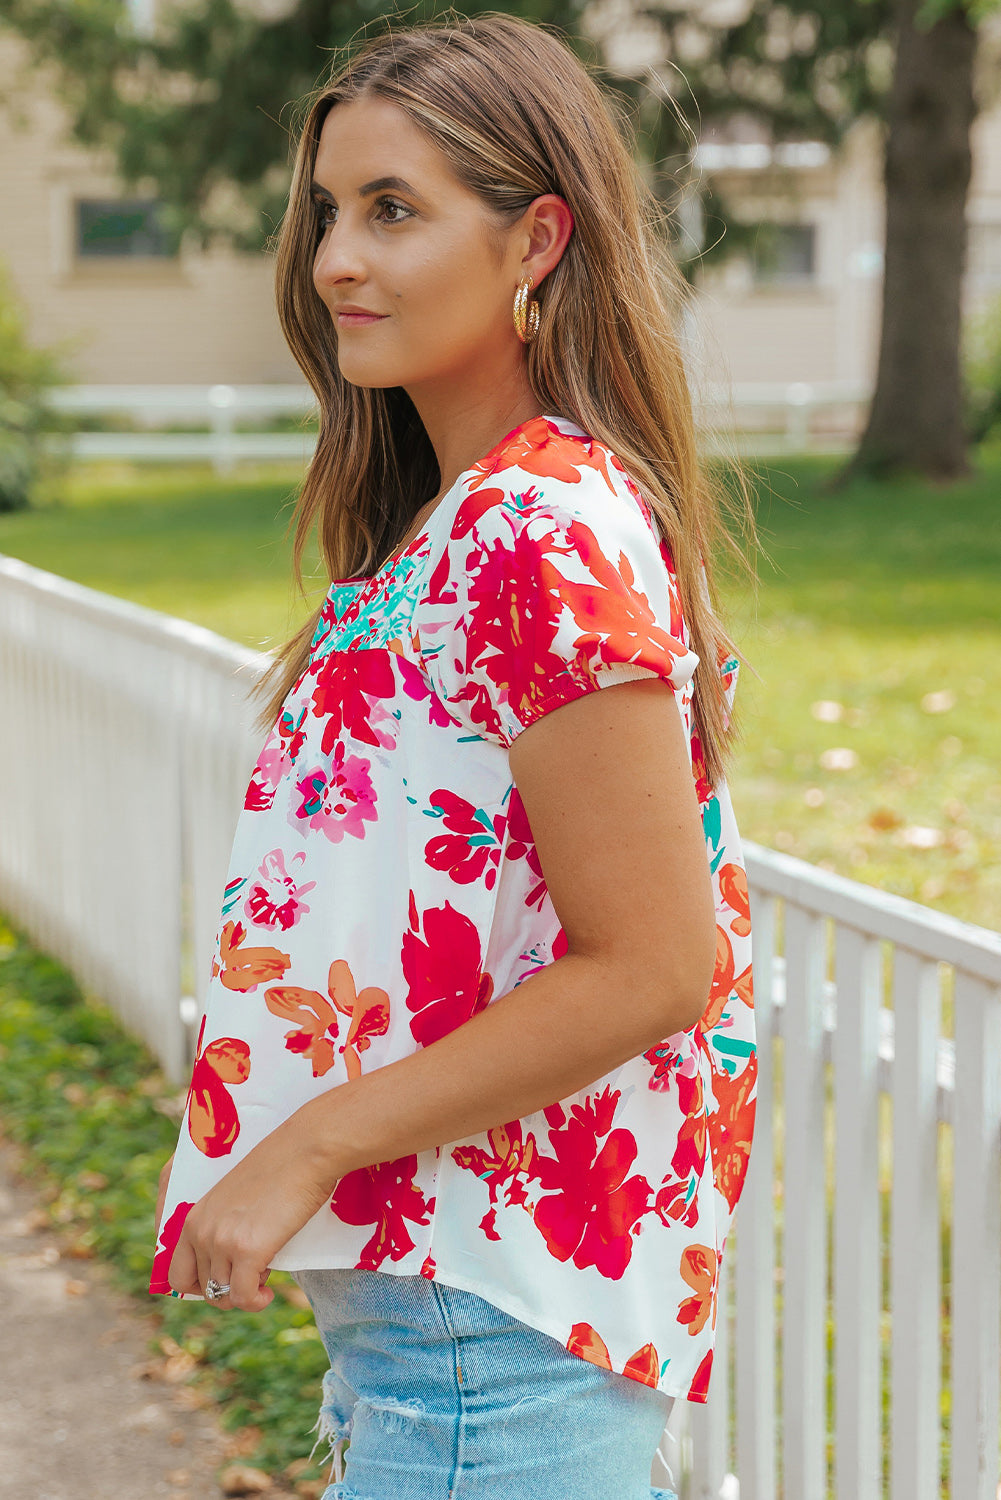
0, 1131, 230, 1500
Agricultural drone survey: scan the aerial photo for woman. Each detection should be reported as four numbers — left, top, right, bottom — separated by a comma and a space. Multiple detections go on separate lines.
151, 13, 756, 1500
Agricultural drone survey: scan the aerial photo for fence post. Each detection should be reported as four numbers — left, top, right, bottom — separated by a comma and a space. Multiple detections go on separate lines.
208, 384, 237, 475
785, 383, 813, 451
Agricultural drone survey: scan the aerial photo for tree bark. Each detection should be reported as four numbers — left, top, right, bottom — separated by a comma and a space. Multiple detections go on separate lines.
841, 0, 978, 482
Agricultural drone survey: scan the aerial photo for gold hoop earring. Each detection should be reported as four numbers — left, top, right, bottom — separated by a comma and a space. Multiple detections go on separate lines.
513, 275, 540, 344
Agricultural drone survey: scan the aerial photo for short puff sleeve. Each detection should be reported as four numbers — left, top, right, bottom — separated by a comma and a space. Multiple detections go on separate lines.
416, 454, 700, 749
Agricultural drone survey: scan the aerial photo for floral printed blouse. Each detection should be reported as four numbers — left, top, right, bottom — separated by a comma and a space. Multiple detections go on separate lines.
150, 412, 756, 1406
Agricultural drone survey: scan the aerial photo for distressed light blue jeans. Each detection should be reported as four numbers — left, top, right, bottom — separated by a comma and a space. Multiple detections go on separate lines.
293, 1267, 679, 1500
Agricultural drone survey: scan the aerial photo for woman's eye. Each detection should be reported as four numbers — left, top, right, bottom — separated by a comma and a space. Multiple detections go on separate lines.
377, 198, 412, 224
313, 197, 412, 230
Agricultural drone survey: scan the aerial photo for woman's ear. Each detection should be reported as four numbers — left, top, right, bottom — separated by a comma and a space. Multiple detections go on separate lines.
522, 194, 575, 287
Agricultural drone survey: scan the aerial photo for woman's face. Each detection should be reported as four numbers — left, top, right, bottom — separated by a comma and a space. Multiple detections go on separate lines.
309, 95, 564, 406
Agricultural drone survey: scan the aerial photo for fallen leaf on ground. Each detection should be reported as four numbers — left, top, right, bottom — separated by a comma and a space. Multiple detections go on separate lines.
819, 747, 858, 771
76, 1170, 109, 1190
163, 1351, 199, 1382
63, 1239, 96, 1259
897, 825, 944, 850
921, 690, 955, 714
294, 1481, 327, 1499
224, 1427, 265, 1459
868, 807, 902, 831
219, 1463, 273, 1495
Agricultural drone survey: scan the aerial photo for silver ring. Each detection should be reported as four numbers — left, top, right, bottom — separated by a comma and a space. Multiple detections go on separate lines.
204, 1277, 231, 1301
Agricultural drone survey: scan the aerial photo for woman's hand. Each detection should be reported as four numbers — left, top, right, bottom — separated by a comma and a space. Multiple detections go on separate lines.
166, 1108, 340, 1314
155, 1152, 175, 1240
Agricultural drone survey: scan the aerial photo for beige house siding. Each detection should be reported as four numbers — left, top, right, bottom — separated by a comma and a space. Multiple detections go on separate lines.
694, 106, 1001, 392
0, 32, 300, 384
2, 26, 1001, 392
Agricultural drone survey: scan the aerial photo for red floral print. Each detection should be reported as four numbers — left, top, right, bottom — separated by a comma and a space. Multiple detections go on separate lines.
718, 862, 752, 936
623, 1342, 661, 1388
426, 512, 561, 742
677, 1244, 718, 1338
264, 983, 340, 1077
244, 848, 316, 931
185, 1015, 251, 1157
670, 1068, 708, 1180
244, 739, 286, 811
402, 895, 494, 1047
466, 415, 620, 496
327, 959, 391, 1081
265, 960, 389, 1080
212, 920, 291, 993
539, 517, 689, 679
653, 1173, 701, 1230
450, 1120, 537, 1240
310, 651, 398, 753
502, 786, 548, 910
293, 742, 378, 844
566, 1323, 661, 1389
566, 1322, 613, 1369
330, 1156, 434, 1270
529, 1087, 653, 1280
708, 1050, 758, 1212
398, 654, 458, 729
704, 925, 754, 1031
688, 1348, 714, 1402
150, 1200, 193, 1293
278, 699, 309, 761
423, 788, 506, 888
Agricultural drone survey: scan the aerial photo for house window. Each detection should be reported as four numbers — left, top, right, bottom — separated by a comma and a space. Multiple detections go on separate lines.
750, 223, 816, 286
75, 199, 179, 258
967, 223, 1001, 290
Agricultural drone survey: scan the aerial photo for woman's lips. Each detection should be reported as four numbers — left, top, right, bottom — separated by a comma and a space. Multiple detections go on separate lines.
336, 311, 388, 326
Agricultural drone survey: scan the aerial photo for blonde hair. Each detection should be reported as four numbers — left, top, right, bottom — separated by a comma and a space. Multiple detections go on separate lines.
256, 10, 753, 789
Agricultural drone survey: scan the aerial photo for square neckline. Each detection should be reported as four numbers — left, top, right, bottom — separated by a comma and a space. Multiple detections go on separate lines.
326, 412, 566, 590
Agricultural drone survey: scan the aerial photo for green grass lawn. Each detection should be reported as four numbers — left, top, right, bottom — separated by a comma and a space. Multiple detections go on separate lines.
3, 451, 999, 931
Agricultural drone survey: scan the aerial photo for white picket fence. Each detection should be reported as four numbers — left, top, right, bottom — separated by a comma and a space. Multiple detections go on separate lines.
0, 553, 998, 1500
40, 381, 869, 470
666, 850, 1001, 1500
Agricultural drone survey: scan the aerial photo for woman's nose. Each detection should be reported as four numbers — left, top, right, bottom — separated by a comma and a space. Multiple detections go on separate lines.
314, 222, 367, 290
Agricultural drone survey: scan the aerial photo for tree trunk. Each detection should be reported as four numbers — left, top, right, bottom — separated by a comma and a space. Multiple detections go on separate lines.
840, 0, 978, 483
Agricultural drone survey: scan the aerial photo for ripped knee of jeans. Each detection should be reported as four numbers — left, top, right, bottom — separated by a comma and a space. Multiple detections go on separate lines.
356, 1392, 427, 1436
308, 1366, 356, 1486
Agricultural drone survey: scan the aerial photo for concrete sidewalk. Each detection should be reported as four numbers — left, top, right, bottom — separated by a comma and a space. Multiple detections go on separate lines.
0, 1130, 231, 1500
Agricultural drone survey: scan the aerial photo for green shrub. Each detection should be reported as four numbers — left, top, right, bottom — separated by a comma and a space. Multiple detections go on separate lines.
0, 259, 71, 512
963, 289, 1001, 444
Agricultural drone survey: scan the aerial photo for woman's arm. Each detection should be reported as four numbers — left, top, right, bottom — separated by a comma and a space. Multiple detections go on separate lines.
167, 677, 717, 1309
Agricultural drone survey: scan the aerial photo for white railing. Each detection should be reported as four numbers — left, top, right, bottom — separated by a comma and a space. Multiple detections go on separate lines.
0, 555, 997, 1499
0, 552, 267, 1080
40, 382, 869, 469
44, 384, 318, 473
664, 847, 1001, 1500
